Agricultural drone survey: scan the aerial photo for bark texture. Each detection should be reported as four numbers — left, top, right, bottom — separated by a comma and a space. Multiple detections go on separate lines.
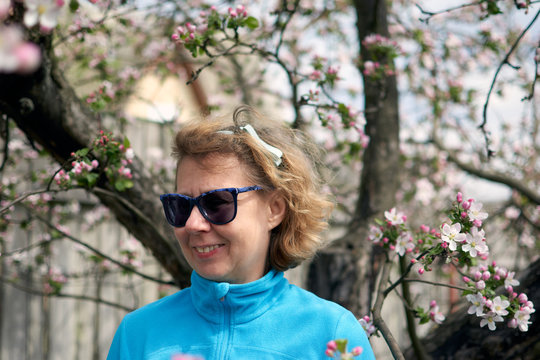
0, 34, 191, 288
307, 0, 400, 316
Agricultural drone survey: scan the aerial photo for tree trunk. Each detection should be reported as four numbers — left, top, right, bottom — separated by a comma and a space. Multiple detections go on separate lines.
404, 258, 540, 359
0, 32, 191, 288
307, 0, 400, 317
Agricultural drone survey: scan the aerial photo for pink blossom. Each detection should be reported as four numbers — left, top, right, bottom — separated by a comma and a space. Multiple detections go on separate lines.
309, 70, 322, 80
441, 223, 466, 251
467, 201, 488, 222
0, 25, 42, 73
518, 293, 528, 303
13, 42, 41, 74
171, 355, 204, 360
185, 22, 196, 33
351, 346, 363, 356
24, 0, 65, 31
476, 280, 486, 290
325, 349, 334, 357
326, 340, 337, 351
384, 207, 405, 226
480, 312, 504, 331
0, 0, 10, 20
358, 316, 376, 336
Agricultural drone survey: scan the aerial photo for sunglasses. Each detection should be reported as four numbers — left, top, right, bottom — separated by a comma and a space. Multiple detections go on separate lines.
160, 186, 262, 227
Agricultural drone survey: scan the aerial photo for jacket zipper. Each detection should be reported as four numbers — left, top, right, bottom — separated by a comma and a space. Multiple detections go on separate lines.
218, 296, 232, 360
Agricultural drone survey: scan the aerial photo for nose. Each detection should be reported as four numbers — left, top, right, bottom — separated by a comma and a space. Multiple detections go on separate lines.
184, 204, 211, 233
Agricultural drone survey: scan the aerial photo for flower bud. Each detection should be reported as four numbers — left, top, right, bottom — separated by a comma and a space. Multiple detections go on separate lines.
352, 347, 363, 356
476, 280, 485, 290
518, 293, 528, 303
325, 349, 334, 357
507, 318, 518, 328
462, 276, 471, 283
418, 268, 425, 275
482, 271, 490, 281
474, 271, 482, 281
430, 300, 437, 308
326, 340, 337, 351
456, 192, 463, 203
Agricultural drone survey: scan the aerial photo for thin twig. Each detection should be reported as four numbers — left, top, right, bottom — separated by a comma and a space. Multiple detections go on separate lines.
0, 276, 134, 312
480, 9, 540, 158
372, 258, 406, 360
0, 188, 63, 215
384, 249, 431, 297
415, 2, 483, 23
402, 278, 470, 291
29, 210, 175, 286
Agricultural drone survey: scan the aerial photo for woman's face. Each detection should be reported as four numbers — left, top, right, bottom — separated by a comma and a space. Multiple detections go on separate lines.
174, 154, 283, 284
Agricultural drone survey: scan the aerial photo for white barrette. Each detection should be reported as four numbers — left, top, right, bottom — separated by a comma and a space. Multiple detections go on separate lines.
218, 124, 283, 166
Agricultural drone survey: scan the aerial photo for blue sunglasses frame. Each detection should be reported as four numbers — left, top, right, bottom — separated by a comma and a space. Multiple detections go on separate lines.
160, 185, 262, 227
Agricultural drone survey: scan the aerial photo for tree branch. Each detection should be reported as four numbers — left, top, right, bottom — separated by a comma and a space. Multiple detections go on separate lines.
28, 209, 176, 286
432, 138, 540, 206
371, 258, 406, 360
480, 9, 540, 158
415, 2, 484, 23
402, 278, 470, 292
0, 276, 134, 312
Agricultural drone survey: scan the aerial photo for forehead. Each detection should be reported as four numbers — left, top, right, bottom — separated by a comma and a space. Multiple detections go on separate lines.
176, 154, 252, 192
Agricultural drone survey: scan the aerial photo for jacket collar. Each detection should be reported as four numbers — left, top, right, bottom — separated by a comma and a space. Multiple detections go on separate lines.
190, 269, 287, 324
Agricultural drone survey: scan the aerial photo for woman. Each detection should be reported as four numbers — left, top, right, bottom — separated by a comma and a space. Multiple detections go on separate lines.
107, 106, 375, 359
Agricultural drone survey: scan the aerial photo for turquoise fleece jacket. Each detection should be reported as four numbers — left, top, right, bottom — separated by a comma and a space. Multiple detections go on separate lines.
107, 270, 375, 360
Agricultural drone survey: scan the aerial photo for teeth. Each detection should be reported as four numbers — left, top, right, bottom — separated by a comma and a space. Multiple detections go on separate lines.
195, 245, 221, 253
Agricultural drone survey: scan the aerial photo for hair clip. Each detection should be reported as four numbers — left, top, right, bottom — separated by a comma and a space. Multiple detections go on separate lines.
218, 124, 283, 166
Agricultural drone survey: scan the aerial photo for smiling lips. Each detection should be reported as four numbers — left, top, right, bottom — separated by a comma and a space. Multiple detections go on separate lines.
194, 244, 224, 254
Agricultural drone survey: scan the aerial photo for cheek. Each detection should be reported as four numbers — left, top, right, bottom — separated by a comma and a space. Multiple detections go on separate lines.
173, 228, 188, 246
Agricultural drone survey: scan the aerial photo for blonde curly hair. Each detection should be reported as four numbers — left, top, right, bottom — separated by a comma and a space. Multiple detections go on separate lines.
172, 106, 333, 271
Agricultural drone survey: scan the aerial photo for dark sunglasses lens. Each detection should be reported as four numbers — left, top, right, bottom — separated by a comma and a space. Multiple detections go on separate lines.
200, 190, 235, 224
162, 196, 191, 227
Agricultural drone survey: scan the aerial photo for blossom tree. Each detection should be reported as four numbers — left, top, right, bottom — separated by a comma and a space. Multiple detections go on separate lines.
0, 0, 539, 358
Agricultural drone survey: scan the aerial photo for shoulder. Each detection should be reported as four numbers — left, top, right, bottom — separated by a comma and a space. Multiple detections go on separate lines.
123, 287, 192, 325
277, 283, 375, 359
283, 282, 351, 315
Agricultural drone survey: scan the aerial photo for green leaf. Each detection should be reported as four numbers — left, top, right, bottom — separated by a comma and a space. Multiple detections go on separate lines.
86, 173, 99, 187
486, 1, 502, 15
75, 148, 90, 157
114, 179, 134, 192
114, 181, 126, 192
245, 16, 259, 29
69, 0, 79, 12
335, 339, 348, 353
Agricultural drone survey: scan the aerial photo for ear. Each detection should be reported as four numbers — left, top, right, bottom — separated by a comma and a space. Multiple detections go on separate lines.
267, 191, 287, 230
